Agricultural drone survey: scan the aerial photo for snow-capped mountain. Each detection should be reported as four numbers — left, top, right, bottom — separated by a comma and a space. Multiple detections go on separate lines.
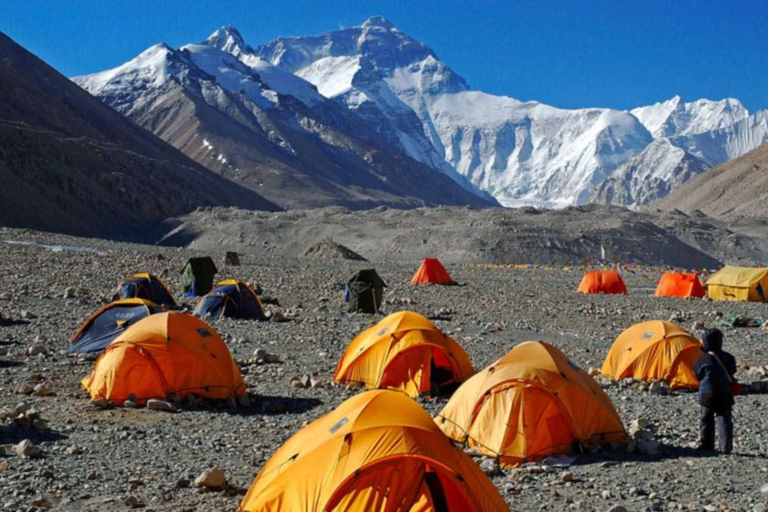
73, 28, 494, 210
255, 16, 656, 207
74, 17, 768, 210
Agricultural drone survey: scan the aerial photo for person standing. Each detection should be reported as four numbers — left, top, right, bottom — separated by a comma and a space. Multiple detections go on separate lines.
693, 328, 737, 453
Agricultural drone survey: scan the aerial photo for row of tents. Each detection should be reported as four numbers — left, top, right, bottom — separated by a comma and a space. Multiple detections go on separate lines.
70, 286, 707, 511
243, 313, 707, 510
579, 265, 768, 302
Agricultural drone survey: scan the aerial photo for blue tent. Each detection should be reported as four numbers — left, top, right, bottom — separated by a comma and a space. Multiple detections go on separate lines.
195, 280, 266, 320
113, 272, 176, 307
70, 299, 164, 354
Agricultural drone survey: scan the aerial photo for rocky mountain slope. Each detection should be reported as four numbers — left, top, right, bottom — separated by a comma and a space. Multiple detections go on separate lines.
0, 31, 277, 239
255, 17, 768, 209
651, 141, 768, 219
73, 28, 494, 210
154, 204, 763, 268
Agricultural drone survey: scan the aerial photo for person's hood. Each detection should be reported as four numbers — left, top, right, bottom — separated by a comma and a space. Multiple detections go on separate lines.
702, 335, 722, 353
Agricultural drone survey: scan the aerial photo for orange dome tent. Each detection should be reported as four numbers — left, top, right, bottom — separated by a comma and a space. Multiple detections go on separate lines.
601, 320, 702, 389
334, 311, 475, 397
654, 272, 705, 298
411, 258, 454, 285
436, 341, 626, 468
82, 312, 245, 405
239, 390, 507, 512
577, 270, 627, 294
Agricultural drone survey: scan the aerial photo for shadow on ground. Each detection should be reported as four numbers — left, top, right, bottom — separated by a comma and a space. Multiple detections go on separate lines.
0, 425, 67, 445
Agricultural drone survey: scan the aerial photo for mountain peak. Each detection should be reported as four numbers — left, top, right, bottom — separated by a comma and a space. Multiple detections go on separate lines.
361, 16, 396, 30
205, 25, 247, 53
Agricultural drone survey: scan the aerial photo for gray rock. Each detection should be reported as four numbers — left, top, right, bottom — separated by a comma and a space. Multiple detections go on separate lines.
15, 439, 41, 458
146, 399, 176, 413
194, 467, 226, 489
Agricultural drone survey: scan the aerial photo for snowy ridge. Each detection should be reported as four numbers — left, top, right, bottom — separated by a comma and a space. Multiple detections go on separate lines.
631, 95, 749, 138
75, 18, 768, 209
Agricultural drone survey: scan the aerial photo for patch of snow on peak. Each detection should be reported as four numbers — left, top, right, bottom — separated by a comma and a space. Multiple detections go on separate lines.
296, 56, 361, 98
73, 43, 177, 96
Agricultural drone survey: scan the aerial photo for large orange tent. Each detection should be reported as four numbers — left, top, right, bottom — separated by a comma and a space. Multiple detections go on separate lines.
239, 390, 508, 512
654, 272, 705, 298
577, 270, 627, 294
436, 341, 625, 468
334, 311, 475, 397
411, 258, 454, 285
82, 312, 245, 405
601, 320, 702, 389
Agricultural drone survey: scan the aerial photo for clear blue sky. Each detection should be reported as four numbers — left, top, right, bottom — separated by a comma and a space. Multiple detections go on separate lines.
2, 0, 766, 111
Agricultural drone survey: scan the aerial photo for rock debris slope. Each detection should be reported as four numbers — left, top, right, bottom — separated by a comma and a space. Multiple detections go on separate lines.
0, 30, 277, 239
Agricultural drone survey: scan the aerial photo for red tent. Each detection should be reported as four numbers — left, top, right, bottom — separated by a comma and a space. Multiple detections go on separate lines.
410, 258, 454, 285
654, 272, 705, 298
577, 270, 627, 294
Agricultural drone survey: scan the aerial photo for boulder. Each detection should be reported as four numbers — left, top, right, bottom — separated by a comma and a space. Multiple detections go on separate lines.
194, 467, 226, 489
146, 399, 176, 413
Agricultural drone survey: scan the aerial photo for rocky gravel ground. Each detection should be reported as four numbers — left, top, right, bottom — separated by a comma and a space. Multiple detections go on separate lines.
2, 227, 768, 511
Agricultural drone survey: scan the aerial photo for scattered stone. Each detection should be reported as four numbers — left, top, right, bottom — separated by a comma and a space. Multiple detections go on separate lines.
123, 495, 141, 508
146, 399, 176, 413
561, 470, 574, 482
648, 381, 670, 396
91, 398, 112, 409
194, 467, 227, 489
17, 384, 34, 395
15, 439, 41, 458
27, 344, 49, 356
20, 310, 37, 320
33, 383, 53, 396
254, 348, 280, 363
479, 458, 500, 476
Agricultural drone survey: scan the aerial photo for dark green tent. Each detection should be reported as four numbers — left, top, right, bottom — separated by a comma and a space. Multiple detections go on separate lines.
181, 257, 218, 297
345, 269, 386, 314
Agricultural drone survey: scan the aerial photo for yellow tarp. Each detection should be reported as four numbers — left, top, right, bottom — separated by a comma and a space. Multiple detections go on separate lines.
239, 390, 508, 512
707, 266, 768, 302
436, 341, 625, 468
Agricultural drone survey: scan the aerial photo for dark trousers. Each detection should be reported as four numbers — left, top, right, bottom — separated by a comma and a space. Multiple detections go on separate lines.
700, 403, 733, 453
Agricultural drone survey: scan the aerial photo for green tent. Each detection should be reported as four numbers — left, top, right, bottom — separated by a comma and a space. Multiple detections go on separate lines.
181, 257, 218, 297
345, 269, 386, 314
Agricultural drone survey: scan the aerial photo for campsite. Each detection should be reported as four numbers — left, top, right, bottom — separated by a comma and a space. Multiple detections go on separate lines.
2, 226, 768, 511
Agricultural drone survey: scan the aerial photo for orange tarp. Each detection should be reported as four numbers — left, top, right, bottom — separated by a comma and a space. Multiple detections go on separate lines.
436, 341, 625, 468
577, 270, 627, 294
334, 311, 475, 397
601, 320, 702, 389
654, 272, 705, 298
239, 390, 508, 512
82, 312, 245, 405
411, 258, 454, 285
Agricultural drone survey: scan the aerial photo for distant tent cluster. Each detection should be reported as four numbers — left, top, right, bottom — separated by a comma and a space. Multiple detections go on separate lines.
577, 265, 768, 302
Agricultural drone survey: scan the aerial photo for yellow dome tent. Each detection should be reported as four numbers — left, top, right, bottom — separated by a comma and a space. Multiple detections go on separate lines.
706, 265, 768, 302
436, 341, 625, 467
82, 312, 246, 405
239, 390, 508, 512
333, 311, 475, 397
601, 320, 701, 389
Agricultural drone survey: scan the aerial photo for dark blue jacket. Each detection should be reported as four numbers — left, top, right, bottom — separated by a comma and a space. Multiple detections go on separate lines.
693, 336, 736, 407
